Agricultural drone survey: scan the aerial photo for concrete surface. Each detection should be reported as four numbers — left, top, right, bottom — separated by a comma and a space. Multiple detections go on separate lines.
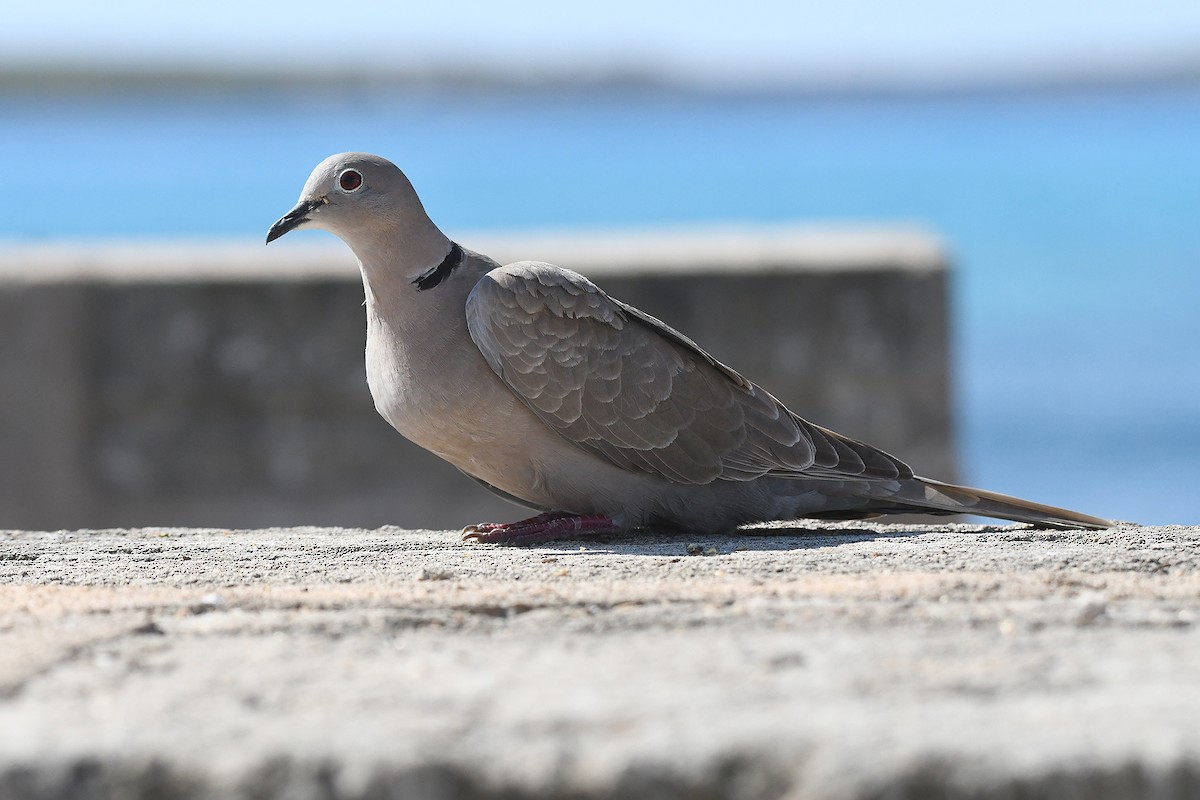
1, 522, 1197, 799
0, 227, 953, 531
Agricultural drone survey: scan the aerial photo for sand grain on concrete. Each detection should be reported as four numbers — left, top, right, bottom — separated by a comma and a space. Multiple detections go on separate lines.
1, 523, 1197, 799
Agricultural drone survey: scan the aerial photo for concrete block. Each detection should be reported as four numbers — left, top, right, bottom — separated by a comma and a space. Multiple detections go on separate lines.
0, 226, 952, 530
0, 523, 1195, 799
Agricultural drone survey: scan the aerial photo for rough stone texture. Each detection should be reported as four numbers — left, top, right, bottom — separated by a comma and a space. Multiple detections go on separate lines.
0, 523, 1197, 799
0, 228, 952, 531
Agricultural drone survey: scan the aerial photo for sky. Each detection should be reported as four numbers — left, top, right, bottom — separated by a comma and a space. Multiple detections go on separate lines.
5, 0, 1200, 86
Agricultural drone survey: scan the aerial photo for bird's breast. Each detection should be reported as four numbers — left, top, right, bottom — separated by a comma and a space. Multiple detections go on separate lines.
363, 309, 552, 496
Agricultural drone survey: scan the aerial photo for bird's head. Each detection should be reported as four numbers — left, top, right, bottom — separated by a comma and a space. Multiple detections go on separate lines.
266, 152, 432, 246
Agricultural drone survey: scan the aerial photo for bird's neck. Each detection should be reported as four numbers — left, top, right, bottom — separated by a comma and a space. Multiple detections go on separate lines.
348, 217, 454, 312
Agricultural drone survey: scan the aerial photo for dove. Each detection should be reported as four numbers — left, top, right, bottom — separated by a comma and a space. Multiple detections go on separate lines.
267, 153, 1113, 543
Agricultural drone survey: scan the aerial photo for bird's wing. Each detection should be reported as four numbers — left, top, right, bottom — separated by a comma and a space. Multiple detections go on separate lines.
465, 262, 911, 485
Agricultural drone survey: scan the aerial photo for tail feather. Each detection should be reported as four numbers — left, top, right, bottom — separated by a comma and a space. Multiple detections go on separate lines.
898, 477, 1114, 529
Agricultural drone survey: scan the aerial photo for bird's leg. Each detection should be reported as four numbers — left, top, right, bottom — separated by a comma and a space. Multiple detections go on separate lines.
461, 512, 617, 545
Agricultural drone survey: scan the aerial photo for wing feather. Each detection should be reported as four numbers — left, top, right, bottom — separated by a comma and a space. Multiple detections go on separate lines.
466, 261, 911, 485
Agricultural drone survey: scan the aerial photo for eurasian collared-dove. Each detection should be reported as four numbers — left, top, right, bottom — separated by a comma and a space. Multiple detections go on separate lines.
267, 153, 1112, 543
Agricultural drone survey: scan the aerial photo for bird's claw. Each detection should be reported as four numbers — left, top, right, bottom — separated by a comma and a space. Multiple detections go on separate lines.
459, 513, 616, 545
460, 522, 505, 537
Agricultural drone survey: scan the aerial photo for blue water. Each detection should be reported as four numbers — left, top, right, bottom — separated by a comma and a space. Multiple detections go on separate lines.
3, 85, 1198, 523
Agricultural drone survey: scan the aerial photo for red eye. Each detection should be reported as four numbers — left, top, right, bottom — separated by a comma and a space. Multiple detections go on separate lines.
339, 169, 363, 192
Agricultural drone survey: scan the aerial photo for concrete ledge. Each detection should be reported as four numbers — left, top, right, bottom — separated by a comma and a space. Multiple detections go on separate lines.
0, 227, 953, 530
1, 523, 1197, 799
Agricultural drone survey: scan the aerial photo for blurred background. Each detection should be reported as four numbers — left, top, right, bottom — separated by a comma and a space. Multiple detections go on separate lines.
1, 0, 1198, 525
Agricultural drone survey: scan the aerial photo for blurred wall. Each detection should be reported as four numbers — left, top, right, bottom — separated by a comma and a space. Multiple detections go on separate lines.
0, 227, 953, 530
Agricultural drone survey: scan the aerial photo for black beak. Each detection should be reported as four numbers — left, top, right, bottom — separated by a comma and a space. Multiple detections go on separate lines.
266, 198, 324, 244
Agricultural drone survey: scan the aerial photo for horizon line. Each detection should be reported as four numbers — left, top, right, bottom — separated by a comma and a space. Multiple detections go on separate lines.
3, 59, 1200, 98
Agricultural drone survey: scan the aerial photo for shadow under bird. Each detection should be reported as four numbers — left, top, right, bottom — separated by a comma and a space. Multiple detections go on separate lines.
267, 153, 1113, 543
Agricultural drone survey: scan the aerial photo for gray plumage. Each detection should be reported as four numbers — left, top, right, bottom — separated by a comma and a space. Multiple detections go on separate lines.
267, 152, 1113, 541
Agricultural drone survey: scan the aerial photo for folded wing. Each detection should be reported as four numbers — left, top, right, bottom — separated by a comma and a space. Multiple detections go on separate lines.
466, 262, 911, 485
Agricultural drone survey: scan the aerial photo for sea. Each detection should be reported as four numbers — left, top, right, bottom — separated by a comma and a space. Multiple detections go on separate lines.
2, 82, 1197, 524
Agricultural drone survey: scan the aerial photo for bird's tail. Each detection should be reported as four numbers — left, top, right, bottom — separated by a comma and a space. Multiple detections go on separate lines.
894, 477, 1114, 529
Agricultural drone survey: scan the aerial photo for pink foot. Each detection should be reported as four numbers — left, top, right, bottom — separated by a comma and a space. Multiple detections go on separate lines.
461, 512, 617, 545
461, 511, 565, 536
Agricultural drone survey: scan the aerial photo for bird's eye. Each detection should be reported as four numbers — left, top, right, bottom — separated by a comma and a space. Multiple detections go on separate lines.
338, 169, 363, 192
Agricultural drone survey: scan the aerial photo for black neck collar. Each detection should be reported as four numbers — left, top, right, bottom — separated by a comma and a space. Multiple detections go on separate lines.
412, 242, 463, 292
